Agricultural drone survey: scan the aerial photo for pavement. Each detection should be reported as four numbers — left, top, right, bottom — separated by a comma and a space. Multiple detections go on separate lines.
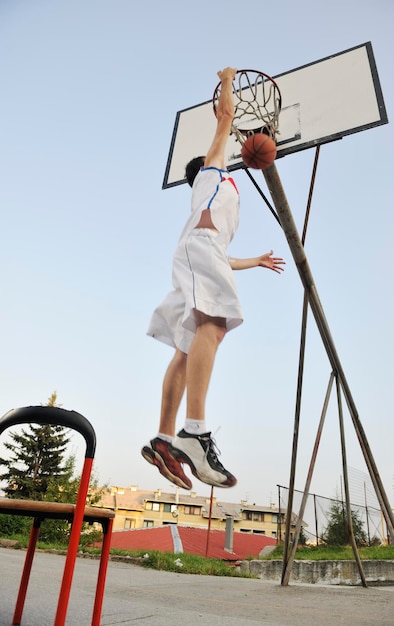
1, 547, 394, 625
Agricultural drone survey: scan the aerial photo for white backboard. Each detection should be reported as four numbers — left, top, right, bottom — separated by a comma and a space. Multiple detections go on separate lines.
163, 42, 388, 189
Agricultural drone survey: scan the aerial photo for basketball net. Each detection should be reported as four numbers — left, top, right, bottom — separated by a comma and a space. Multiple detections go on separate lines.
212, 70, 282, 145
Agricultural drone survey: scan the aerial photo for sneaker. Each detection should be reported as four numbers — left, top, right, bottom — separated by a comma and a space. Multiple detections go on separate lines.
170, 429, 237, 488
141, 437, 193, 490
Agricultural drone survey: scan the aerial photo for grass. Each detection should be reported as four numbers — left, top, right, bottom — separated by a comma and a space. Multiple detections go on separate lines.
110, 549, 252, 577
259, 544, 394, 561
3, 534, 394, 577
1, 535, 253, 577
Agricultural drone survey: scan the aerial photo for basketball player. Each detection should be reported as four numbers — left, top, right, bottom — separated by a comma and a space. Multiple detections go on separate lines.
142, 67, 285, 490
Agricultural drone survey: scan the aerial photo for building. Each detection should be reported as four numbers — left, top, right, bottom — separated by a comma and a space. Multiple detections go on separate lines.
98, 485, 291, 539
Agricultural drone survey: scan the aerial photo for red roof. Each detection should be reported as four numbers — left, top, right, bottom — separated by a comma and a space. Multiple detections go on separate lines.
108, 526, 276, 561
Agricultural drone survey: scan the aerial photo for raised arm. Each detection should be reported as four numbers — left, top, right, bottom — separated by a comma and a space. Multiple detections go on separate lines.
204, 67, 237, 170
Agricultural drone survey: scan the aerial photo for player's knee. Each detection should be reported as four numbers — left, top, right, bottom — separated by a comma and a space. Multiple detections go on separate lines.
215, 324, 227, 345
195, 311, 227, 344
173, 348, 188, 365
204, 322, 226, 346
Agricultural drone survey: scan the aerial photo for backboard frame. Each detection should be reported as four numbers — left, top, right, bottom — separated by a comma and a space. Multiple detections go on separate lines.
163, 42, 388, 189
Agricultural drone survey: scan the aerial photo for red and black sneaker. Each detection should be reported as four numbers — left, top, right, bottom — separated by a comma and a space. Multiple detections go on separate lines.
141, 437, 192, 490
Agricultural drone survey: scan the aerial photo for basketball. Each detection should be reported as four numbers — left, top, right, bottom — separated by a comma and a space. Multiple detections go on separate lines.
241, 133, 277, 170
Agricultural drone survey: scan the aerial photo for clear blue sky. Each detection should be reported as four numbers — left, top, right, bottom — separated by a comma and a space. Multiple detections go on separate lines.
1, 0, 393, 508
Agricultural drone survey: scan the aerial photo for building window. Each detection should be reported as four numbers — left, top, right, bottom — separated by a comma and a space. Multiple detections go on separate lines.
243, 511, 264, 522
143, 520, 154, 528
184, 506, 201, 515
124, 518, 135, 530
145, 501, 160, 511
163, 503, 178, 514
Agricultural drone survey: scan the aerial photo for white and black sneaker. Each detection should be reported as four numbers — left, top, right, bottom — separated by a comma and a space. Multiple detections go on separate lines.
170, 429, 237, 488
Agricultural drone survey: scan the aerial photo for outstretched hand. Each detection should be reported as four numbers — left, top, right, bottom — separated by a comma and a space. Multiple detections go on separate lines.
257, 250, 285, 274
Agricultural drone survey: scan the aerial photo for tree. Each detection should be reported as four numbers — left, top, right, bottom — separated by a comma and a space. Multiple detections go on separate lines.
323, 499, 367, 547
0, 393, 71, 500
38, 454, 106, 544
0, 392, 106, 544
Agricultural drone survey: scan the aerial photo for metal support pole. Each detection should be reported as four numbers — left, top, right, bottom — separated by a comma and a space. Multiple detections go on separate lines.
277, 484, 282, 543
281, 372, 335, 586
262, 163, 394, 546
281, 290, 308, 581
364, 483, 371, 545
313, 494, 319, 546
280, 147, 320, 575
335, 374, 367, 587
205, 486, 214, 557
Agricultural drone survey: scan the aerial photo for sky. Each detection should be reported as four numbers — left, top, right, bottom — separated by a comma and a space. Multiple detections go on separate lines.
0, 0, 393, 511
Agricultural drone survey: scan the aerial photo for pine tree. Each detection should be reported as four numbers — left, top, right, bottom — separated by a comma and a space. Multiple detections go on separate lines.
0, 392, 106, 543
0, 392, 71, 500
323, 499, 367, 547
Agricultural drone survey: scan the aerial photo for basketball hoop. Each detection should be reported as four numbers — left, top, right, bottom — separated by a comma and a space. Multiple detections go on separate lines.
212, 69, 282, 145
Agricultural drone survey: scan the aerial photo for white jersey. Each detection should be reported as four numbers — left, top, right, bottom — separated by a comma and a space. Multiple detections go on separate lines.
147, 167, 243, 353
178, 167, 239, 250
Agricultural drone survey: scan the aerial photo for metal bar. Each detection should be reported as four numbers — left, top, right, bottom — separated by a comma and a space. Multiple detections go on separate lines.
337, 376, 394, 543
205, 486, 214, 557
301, 145, 320, 244
277, 485, 282, 542
262, 163, 394, 543
92, 516, 114, 626
243, 168, 281, 225
313, 494, 319, 546
281, 290, 308, 583
282, 372, 335, 586
335, 375, 367, 587
13, 519, 41, 625
281, 146, 320, 583
55, 456, 94, 626
364, 483, 371, 545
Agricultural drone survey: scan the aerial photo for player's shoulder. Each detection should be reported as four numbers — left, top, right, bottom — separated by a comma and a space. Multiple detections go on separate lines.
198, 166, 228, 180
201, 166, 228, 173
192, 167, 225, 190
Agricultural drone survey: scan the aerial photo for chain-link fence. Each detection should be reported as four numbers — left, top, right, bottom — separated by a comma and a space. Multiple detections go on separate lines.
278, 472, 390, 546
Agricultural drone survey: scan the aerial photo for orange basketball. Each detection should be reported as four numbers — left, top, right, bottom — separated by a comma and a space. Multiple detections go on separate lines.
241, 133, 277, 170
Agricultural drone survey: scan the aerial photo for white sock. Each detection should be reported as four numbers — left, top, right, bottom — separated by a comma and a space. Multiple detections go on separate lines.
184, 419, 207, 435
157, 432, 173, 443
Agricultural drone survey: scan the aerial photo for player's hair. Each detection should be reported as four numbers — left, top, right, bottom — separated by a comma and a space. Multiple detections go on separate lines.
185, 156, 205, 187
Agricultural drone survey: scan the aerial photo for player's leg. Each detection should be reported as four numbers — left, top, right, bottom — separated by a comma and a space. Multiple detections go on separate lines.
141, 349, 192, 490
185, 312, 226, 422
159, 348, 187, 436
171, 312, 237, 488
